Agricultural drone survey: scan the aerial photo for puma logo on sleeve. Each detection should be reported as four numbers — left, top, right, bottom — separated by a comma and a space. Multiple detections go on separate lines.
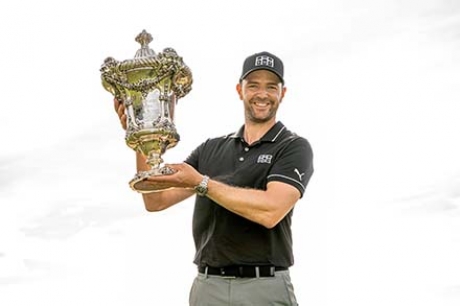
294, 168, 305, 180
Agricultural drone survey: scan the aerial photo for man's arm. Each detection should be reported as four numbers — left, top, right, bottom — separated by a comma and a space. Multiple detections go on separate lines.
206, 179, 300, 229
144, 162, 301, 228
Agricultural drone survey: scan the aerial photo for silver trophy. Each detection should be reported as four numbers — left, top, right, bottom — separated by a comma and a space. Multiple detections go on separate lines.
100, 30, 193, 193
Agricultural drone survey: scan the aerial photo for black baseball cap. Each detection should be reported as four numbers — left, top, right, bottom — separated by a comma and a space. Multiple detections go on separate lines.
239, 51, 284, 84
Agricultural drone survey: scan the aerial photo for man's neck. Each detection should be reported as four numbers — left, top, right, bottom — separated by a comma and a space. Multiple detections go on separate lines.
243, 120, 276, 145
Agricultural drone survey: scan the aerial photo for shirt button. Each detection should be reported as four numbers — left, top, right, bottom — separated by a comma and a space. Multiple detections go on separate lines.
244, 147, 249, 152
239, 157, 244, 162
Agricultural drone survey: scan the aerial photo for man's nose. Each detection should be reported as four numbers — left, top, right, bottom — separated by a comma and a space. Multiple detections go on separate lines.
255, 88, 269, 97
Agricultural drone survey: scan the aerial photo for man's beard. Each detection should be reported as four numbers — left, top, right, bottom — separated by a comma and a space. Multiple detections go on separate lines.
246, 98, 278, 123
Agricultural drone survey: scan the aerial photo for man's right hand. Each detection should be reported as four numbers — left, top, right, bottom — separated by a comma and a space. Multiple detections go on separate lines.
114, 98, 127, 130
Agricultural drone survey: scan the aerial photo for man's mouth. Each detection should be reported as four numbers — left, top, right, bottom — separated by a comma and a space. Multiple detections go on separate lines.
252, 100, 271, 107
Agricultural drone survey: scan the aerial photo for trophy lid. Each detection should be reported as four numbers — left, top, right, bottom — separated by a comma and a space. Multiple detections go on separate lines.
101, 30, 193, 100
134, 30, 156, 58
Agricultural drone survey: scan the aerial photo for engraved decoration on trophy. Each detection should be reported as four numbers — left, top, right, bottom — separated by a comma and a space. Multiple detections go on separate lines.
100, 30, 193, 193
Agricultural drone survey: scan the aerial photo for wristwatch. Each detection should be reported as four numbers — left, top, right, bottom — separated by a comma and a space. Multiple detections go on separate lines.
194, 175, 209, 196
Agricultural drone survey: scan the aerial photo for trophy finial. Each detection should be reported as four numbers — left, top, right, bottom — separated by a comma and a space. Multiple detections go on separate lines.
136, 30, 153, 47
134, 30, 156, 58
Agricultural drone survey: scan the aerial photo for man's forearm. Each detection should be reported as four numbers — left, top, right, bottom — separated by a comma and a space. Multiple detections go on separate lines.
205, 179, 298, 229
136, 151, 150, 172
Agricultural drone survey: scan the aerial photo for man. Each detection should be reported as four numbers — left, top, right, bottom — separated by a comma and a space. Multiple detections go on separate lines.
114, 51, 314, 305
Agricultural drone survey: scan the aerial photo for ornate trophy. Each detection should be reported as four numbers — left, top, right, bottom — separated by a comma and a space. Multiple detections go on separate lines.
100, 30, 193, 193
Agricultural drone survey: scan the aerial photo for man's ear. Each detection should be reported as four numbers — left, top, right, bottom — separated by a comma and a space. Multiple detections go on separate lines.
280, 86, 287, 102
236, 83, 243, 100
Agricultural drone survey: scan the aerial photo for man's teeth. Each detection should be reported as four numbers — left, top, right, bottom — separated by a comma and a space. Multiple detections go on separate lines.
255, 102, 269, 106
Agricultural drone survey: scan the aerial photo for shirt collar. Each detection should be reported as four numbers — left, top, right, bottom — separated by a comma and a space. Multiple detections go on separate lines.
229, 121, 286, 143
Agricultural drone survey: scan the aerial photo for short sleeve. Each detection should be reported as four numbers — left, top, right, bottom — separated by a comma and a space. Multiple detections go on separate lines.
267, 137, 314, 198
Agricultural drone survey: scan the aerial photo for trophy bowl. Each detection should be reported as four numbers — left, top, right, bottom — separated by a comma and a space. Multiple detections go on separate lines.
100, 30, 193, 193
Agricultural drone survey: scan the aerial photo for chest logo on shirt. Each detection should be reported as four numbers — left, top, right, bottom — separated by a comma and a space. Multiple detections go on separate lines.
257, 154, 273, 164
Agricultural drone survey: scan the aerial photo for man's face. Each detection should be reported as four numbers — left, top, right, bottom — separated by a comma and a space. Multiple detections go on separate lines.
237, 70, 286, 124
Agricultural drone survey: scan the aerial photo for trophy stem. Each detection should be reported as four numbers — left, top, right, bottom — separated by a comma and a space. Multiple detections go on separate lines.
145, 151, 176, 175
146, 152, 163, 169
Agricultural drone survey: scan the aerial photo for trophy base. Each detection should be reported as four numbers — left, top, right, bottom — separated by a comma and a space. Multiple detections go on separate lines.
129, 166, 176, 193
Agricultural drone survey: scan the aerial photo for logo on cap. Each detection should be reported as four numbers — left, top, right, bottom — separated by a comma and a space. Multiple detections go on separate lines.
255, 55, 275, 68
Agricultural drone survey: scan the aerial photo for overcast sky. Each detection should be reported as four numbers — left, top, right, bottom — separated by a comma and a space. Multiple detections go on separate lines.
1, 0, 460, 305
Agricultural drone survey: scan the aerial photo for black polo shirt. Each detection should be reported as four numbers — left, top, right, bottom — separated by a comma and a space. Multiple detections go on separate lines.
185, 121, 314, 268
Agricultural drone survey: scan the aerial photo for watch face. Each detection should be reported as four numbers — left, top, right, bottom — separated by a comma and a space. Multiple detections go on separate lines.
195, 184, 206, 196
195, 176, 209, 196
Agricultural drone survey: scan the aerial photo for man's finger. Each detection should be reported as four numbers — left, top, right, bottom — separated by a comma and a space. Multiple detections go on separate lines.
113, 98, 120, 112
117, 105, 125, 117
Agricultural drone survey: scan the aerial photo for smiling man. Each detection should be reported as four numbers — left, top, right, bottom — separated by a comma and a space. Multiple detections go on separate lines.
114, 51, 314, 305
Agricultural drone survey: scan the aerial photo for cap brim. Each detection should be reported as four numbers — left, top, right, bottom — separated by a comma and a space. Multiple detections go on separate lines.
240, 67, 284, 84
